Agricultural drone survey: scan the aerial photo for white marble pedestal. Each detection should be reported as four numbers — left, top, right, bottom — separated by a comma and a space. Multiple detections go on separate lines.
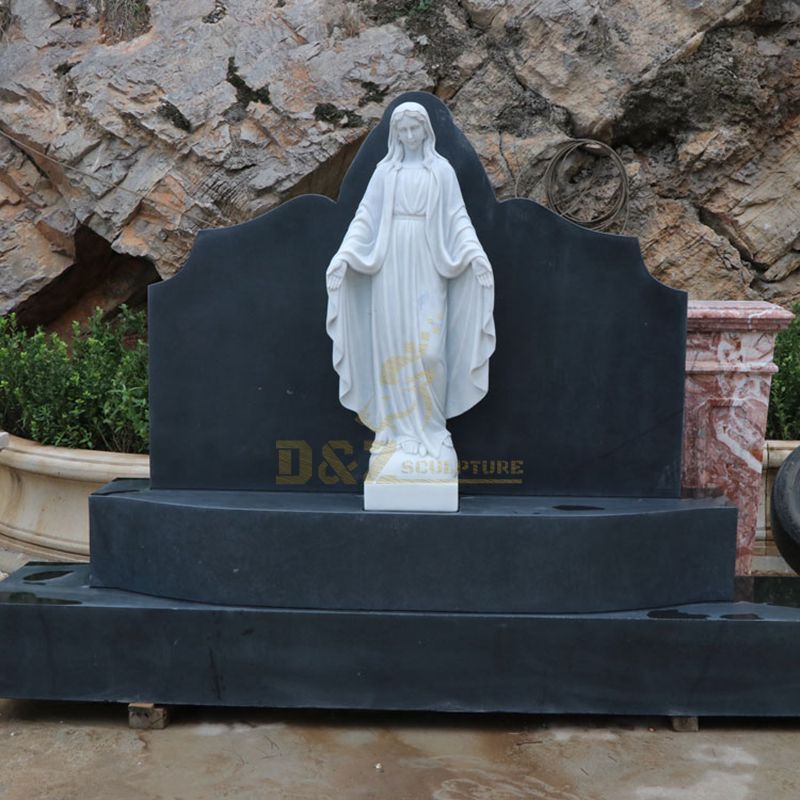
363, 449, 459, 512
364, 480, 458, 512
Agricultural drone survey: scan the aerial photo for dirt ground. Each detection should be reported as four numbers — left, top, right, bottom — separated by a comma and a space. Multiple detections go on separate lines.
1, 701, 799, 800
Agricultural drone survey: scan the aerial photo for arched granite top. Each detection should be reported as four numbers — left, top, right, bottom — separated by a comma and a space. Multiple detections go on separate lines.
148, 92, 687, 497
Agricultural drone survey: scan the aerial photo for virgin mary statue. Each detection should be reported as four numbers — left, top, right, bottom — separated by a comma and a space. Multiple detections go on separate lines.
325, 101, 495, 510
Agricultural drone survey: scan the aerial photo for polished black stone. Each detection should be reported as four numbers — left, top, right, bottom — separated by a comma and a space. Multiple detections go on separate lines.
770, 444, 800, 574
89, 480, 737, 613
148, 91, 687, 498
4, 564, 800, 716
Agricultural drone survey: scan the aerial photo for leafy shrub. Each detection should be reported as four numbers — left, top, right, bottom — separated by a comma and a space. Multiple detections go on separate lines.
0, 308, 149, 453
768, 303, 800, 441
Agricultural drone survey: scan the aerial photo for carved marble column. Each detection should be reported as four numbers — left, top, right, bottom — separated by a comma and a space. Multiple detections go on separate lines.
682, 300, 793, 574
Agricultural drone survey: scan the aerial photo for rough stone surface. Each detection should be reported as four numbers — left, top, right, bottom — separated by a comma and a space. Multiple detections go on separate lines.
0, 137, 75, 314
0, 0, 798, 320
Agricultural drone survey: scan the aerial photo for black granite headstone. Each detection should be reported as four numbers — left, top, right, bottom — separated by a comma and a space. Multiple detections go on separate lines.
148, 92, 687, 498
8, 93, 798, 719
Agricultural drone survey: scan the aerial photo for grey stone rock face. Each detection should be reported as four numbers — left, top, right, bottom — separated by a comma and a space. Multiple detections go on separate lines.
0, 137, 76, 314
0, 0, 797, 320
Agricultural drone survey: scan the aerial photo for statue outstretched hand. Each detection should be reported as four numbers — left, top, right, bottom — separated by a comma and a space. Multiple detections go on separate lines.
327, 257, 348, 292
471, 256, 493, 289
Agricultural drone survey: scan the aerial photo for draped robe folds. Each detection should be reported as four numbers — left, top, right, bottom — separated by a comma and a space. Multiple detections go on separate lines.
326, 157, 496, 461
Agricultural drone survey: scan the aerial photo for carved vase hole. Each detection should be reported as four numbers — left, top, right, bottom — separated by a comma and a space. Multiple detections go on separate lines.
23, 570, 72, 582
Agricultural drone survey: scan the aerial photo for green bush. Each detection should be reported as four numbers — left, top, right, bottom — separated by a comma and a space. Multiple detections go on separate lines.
0, 308, 149, 453
768, 303, 800, 441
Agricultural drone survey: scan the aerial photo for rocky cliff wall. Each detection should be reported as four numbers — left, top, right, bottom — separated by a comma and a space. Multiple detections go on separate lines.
0, 0, 797, 328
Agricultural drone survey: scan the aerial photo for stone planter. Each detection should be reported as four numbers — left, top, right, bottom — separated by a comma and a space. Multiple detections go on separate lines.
0, 434, 149, 560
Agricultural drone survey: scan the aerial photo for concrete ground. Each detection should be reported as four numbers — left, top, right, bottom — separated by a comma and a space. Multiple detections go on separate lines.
1, 702, 799, 800
0, 545, 38, 581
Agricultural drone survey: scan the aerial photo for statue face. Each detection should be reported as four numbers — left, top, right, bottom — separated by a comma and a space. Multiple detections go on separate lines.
396, 114, 426, 155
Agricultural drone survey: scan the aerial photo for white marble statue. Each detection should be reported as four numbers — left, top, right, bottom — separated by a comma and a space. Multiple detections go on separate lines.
325, 101, 495, 511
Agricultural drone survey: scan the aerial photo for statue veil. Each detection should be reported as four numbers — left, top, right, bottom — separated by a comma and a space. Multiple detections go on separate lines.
379, 102, 442, 168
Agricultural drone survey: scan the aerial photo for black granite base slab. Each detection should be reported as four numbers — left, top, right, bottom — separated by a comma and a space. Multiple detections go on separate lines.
2, 564, 800, 716
88, 481, 737, 613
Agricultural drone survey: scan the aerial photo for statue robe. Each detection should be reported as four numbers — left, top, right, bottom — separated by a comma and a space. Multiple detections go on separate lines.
326, 157, 495, 459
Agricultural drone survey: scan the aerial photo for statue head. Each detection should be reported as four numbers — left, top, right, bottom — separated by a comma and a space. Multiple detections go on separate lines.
382, 102, 440, 167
